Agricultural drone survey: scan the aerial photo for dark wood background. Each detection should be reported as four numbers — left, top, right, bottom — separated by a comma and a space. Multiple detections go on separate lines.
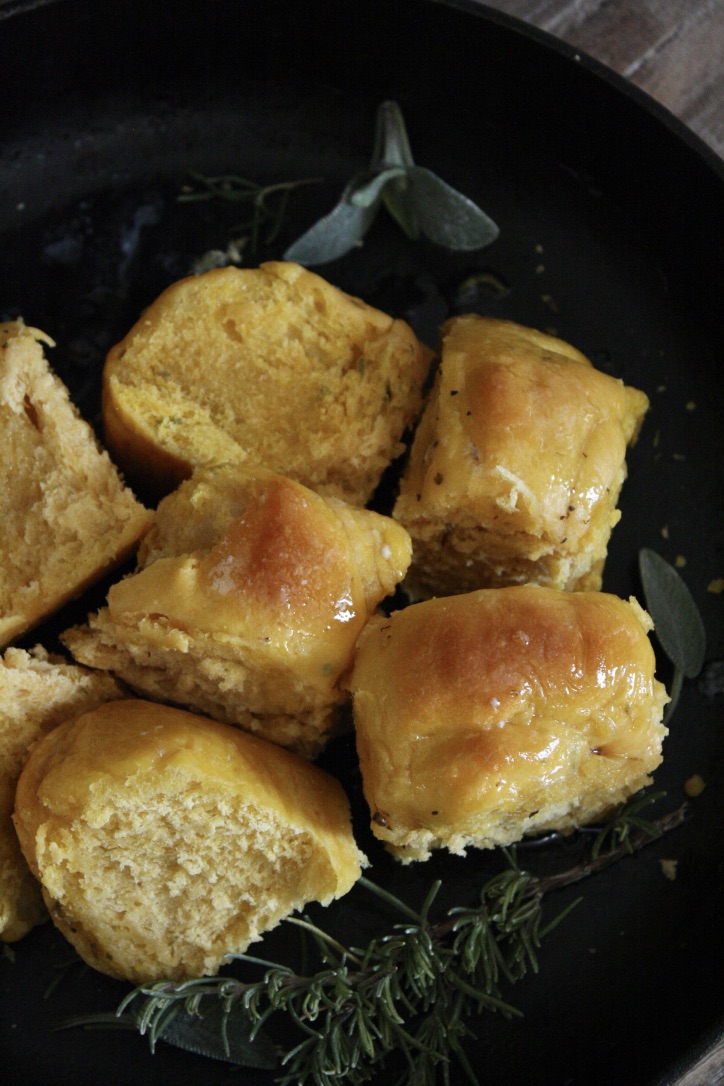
480, 0, 724, 162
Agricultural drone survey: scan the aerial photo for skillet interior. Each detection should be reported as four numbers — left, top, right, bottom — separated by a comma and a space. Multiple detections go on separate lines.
0, 2, 722, 1084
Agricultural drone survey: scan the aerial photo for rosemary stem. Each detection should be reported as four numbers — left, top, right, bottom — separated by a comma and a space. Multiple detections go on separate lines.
229, 952, 293, 971
284, 916, 362, 966
357, 876, 423, 923
534, 804, 688, 896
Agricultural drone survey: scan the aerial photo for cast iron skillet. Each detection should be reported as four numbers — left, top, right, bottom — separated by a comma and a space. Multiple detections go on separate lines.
0, 1, 722, 1084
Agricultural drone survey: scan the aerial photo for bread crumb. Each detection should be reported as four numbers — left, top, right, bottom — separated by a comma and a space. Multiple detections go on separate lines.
659, 859, 678, 881
707, 579, 724, 594
684, 774, 706, 798
675, 555, 687, 568
541, 293, 559, 313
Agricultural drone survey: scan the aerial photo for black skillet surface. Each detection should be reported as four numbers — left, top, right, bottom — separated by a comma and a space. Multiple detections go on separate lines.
0, 1, 722, 1084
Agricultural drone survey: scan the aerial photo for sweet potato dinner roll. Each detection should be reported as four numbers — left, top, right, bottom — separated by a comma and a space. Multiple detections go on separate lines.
102, 261, 431, 503
0, 322, 152, 648
63, 464, 412, 756
0, 647, 125, 942
13, 699, 366, 983
348, 586, 669, 862
393, 316, 649, 597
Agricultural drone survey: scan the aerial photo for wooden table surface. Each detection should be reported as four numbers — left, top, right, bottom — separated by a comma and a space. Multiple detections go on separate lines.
478, 0, 724, 162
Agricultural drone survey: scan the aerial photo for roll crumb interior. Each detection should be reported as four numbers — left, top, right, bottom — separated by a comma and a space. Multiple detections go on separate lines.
13, 699, 366, 983
0, 646, 125, 942
0, 321, 151, 648
103, 261, 432, 504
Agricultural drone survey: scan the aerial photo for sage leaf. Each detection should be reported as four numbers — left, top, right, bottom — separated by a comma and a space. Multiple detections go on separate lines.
639, 548, 706, 678
283, 99, 499, 265
381, 174, 420, 239
284, 192, 376, 265
372, 99, 415, 169
408, 166, 500, 250
158, 999, 278, 1068
350, 167, 406, 208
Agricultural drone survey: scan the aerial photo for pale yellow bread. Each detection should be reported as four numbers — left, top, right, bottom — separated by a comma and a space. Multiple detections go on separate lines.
102, 261, 432, 504
13, 699, 366, 983
63, 464, 412, 756
348, 586, 669, 862
0, 646, 125, 941
0, 321, 152, 648
394, 316, 649, 597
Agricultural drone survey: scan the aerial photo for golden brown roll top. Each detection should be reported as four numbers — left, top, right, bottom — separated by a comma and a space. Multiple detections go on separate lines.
63, 464, 412, 756
13, 699, 366, 983
103, 261, 432, 504
394, 316, 649, 596
348, 585, 669, 862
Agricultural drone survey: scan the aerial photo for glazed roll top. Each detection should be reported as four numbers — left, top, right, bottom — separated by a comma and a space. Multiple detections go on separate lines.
348, 585, 669, 862
394, 316, 649, 596
63, 465, 411, 756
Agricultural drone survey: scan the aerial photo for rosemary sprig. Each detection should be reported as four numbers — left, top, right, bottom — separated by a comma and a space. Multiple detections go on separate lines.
178, 173, 320, 257
105, 797, 683, 1086
117, 857, 552, 1086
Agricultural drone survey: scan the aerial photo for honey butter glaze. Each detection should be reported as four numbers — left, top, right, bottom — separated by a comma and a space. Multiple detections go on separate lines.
349, 586, 669, 861
393, 318, 649, 596
106, 473, 408, 699
405, 317, 646, 542
63, 466, 411, 755
203, 477, 359, 627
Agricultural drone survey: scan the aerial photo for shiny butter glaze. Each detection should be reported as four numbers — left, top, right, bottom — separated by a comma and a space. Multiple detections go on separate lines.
350, 585, 669, 857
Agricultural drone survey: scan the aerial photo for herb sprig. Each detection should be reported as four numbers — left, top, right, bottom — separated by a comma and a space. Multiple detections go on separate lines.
638, 548, 706, 721
90, 794, 684, 1086
178, 173, 320, 258
284, 101, 499, 265
115, 856, 569, 1086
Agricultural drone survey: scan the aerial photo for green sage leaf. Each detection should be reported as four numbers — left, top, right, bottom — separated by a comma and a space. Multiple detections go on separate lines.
283, 191, 376, 265
284, 99, 500, 264
350, 167, 406, 208
381, 174, 420, 239
408, 166, 500, 249
372, 100, 416, 169
639, 548, 706, 678
158, 999, 278, 1068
